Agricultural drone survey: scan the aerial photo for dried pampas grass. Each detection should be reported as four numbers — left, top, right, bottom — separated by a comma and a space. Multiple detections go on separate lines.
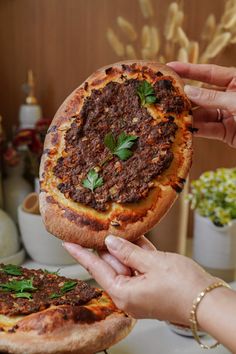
106, 28, 124, 57
106, 0, 236, 67
126, 45, 137, 59
138, 0, 154, 19
117, 16, 137, 42
202, 32, 232, 60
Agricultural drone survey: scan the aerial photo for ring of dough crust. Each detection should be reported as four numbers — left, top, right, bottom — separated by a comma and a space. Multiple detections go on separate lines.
39, 60, 193, 249
0, 292, 135, 354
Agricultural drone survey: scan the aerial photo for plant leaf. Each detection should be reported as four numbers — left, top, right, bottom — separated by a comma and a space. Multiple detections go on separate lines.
49, 292, 61, 299
14, 292, 33, 299
0, 278, 37, 293
116, 133, 138, 150
61, 281, 77, 294
1, 264, 22, 276
136, 80, 157, 106
104, 132, 116, 152
44, 269, 60, 275
82, 169, 103, 192
145, 95, 157, 104
104, 131, 138, 162
114, 149, 133, 161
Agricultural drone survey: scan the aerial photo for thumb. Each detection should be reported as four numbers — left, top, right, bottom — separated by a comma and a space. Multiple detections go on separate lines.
184, 85, 236, 111
105, 235, 152, 273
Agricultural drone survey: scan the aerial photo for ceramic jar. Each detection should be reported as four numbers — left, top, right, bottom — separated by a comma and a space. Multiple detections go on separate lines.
0, 209, 19, 258
3, 159, 33, 223
193, 212, 236, 282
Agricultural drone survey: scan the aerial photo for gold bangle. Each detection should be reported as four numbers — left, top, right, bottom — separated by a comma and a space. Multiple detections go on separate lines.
189, 281, 231, 349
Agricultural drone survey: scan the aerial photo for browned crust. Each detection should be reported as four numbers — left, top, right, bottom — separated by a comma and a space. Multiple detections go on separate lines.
40, 60, 193, 249
0, 313, 135, 354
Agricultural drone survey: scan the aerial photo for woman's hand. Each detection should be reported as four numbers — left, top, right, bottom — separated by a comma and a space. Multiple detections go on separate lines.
63, 236, 215, 325
167, 62, 236, 147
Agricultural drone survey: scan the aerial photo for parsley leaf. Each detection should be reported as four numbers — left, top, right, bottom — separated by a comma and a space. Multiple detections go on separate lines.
0, 278, 37, 293
44, 269, 60, 275
61, 281, 77, 294
1, 264, 22, 276
104, 132, 138, 161
136, 80, 157, 106
104, 132, 116, 152
82, 169, 103, 192
49, 292, 61, 299
14, 292, 33, 300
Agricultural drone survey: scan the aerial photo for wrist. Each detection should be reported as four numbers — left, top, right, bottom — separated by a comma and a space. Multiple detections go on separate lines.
197, 285, 232, 331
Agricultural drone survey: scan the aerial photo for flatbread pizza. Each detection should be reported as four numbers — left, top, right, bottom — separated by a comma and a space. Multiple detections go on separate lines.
0, 264, 135, 354
40, 60, 193, 248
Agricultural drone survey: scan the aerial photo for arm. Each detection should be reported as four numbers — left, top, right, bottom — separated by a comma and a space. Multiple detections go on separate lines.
63, 236, 236, 351
198, 286, 236, 352
167, 62, 236, 147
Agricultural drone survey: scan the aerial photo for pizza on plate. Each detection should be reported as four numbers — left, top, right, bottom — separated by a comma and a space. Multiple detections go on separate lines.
40, 60, 193, 248
0, 264, 135, 354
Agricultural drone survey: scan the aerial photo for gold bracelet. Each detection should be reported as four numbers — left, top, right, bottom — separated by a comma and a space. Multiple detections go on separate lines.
189, 281, 231, 349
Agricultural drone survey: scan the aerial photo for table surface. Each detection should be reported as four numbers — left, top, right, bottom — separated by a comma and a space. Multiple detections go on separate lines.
22, 260, 235, 354
109, 319, 231, 354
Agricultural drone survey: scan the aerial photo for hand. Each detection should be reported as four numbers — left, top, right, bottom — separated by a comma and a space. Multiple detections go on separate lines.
167, 62, 236, 148
63, 236, 215, 325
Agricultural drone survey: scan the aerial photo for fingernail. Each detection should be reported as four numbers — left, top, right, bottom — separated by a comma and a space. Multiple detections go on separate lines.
184, 85, 200, 98
105, 235, 123, 250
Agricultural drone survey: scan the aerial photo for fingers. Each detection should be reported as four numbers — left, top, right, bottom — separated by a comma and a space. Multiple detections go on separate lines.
63, 242, 116, 289
105, 236, 153, 272
194, 122, 225, 141
135, 235, 156, 251
184, 85, 236, 111
167, 62, 235, 87
99, 251, 132, 276
193, 107, 219, 123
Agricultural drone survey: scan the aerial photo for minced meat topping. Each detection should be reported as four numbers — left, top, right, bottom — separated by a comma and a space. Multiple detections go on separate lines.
53, 78, 185, 211
0, 264, 101, 316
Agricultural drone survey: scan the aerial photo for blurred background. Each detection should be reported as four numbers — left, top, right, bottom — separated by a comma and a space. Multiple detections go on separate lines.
0, 0, 236, 278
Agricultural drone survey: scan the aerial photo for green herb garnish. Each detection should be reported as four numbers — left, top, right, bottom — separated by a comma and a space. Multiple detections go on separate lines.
49, 293, 61, 299
136, 80, 157, 106
49, 281, 77, 299
104, 132, 138, 161
1, 264, 22, 276
0, 278, 37, 293
61, 281, 77, 294
14, 292, 33, 299
44, 269, 60, 275
82, 169, 103, 192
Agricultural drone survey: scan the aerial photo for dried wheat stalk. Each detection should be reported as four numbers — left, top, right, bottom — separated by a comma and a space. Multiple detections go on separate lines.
126, 45, 137, 59
177, 47, 188, 62
107, 0, 236, 67
117, 16, 137, 42
150, 26, 160, 57
142, 25, 152, 49
201, 32, 232, 62
201, 14, 216, 41
164, 2, 179, 41
221, 9, 236, 30
176, 27, 189, 48
138, 0, 154, 19
106, 28, 124, 57
188, 41, 199, 64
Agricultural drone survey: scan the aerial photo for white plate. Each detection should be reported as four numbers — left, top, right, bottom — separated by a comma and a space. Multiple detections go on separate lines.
0, 248, 25, 265
22, 259, 91, 280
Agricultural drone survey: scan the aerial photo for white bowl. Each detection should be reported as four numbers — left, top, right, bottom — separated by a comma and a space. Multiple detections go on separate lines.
18, 205, 76, 266
0, 248, 25, 265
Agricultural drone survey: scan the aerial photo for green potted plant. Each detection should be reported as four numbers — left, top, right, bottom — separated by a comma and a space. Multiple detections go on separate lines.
188, 168, 236, 281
